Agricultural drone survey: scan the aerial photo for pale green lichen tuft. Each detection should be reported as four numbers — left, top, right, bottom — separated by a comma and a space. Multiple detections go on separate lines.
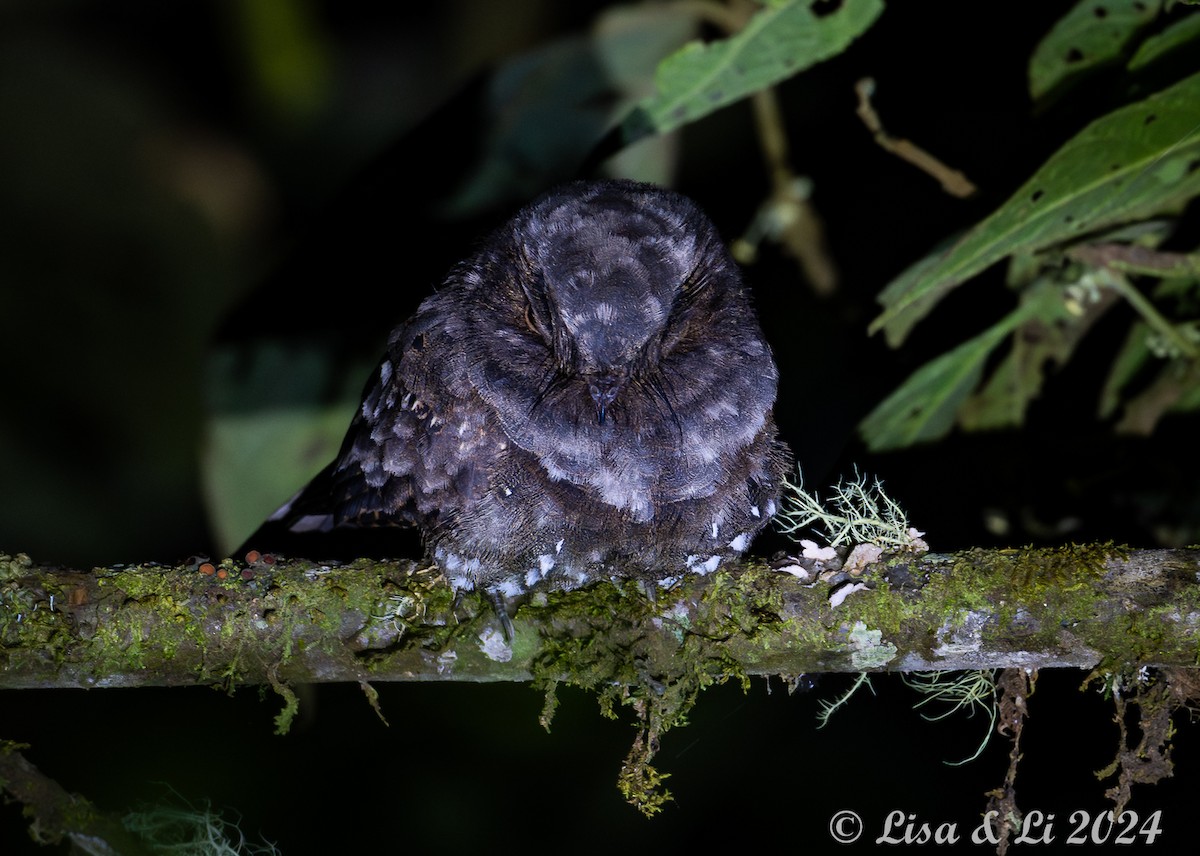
776, 468, 923, 550
904, 669, 999, 765
122, 801, 280, 855
816, 671, 874, 728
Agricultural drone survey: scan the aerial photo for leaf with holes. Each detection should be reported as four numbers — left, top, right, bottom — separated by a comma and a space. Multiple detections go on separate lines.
870, 70, 1200, 347
621, 0, 883, 142
1128, 6, 1200, 71
1029, 0, 1162, 102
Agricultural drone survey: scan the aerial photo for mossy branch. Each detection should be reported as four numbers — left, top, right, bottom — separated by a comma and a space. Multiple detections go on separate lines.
2, 545, 1199, 692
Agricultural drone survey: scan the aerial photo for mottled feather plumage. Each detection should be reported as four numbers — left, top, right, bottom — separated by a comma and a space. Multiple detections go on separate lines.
275, 179, 792, 595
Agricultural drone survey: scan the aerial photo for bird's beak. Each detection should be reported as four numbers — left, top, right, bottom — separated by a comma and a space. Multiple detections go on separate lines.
588, 375, 624, 425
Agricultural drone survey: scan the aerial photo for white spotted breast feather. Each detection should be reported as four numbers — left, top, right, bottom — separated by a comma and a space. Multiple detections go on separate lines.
277, 179, 793, 596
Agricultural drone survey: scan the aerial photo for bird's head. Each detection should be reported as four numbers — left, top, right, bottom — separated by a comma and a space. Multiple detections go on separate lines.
509, 180, 724, 426
459, 179, 776, 503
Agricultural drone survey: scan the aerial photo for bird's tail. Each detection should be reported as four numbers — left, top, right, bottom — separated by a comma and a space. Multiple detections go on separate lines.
266, 463, 338, 534
236, 463, 422, 561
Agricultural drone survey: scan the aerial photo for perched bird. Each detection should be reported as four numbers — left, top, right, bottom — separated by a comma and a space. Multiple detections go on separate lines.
271, 179, 791, 599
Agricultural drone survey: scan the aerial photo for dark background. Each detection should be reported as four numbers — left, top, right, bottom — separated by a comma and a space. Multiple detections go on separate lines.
2, 1, 1198, 852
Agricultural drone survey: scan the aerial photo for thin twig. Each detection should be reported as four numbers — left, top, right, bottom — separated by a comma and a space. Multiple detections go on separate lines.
1096, 267, 1199, 360
855, 77, 977, 198
736, 89, 839, 293
1067, 243, 1200, 279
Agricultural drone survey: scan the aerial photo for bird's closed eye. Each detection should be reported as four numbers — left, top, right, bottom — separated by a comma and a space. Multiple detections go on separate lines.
523, 301, 540, 337
658, 272, 707, 355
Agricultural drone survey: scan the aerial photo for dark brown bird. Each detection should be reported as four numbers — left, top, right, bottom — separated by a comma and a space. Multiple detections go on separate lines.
272, 179, 792, 599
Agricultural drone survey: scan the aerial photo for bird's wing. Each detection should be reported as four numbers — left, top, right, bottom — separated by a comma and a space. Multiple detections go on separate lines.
327, 300, 494, 531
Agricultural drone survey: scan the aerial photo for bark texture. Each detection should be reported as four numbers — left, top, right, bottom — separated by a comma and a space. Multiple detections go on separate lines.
2, 545, 1198, 691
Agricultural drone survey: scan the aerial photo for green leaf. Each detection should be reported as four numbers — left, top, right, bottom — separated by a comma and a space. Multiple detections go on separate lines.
956, 345, 1033, 432
227, 0, 335, 123
1175, 368, 1200, 409
1128, 7, 1200, 71
960, 279, 1110, 431
1115, 354, 1200, 432
1028, 0, 1162, 102
1099, 320, 1155, 418
860, 289, 1062, 451
864, 283, 1070, 451
870, 70, 1200, 347
202, 344, 366, 555
859, 324, 1008, 452
622, 0, 883, 142
443, 5, 698, 216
